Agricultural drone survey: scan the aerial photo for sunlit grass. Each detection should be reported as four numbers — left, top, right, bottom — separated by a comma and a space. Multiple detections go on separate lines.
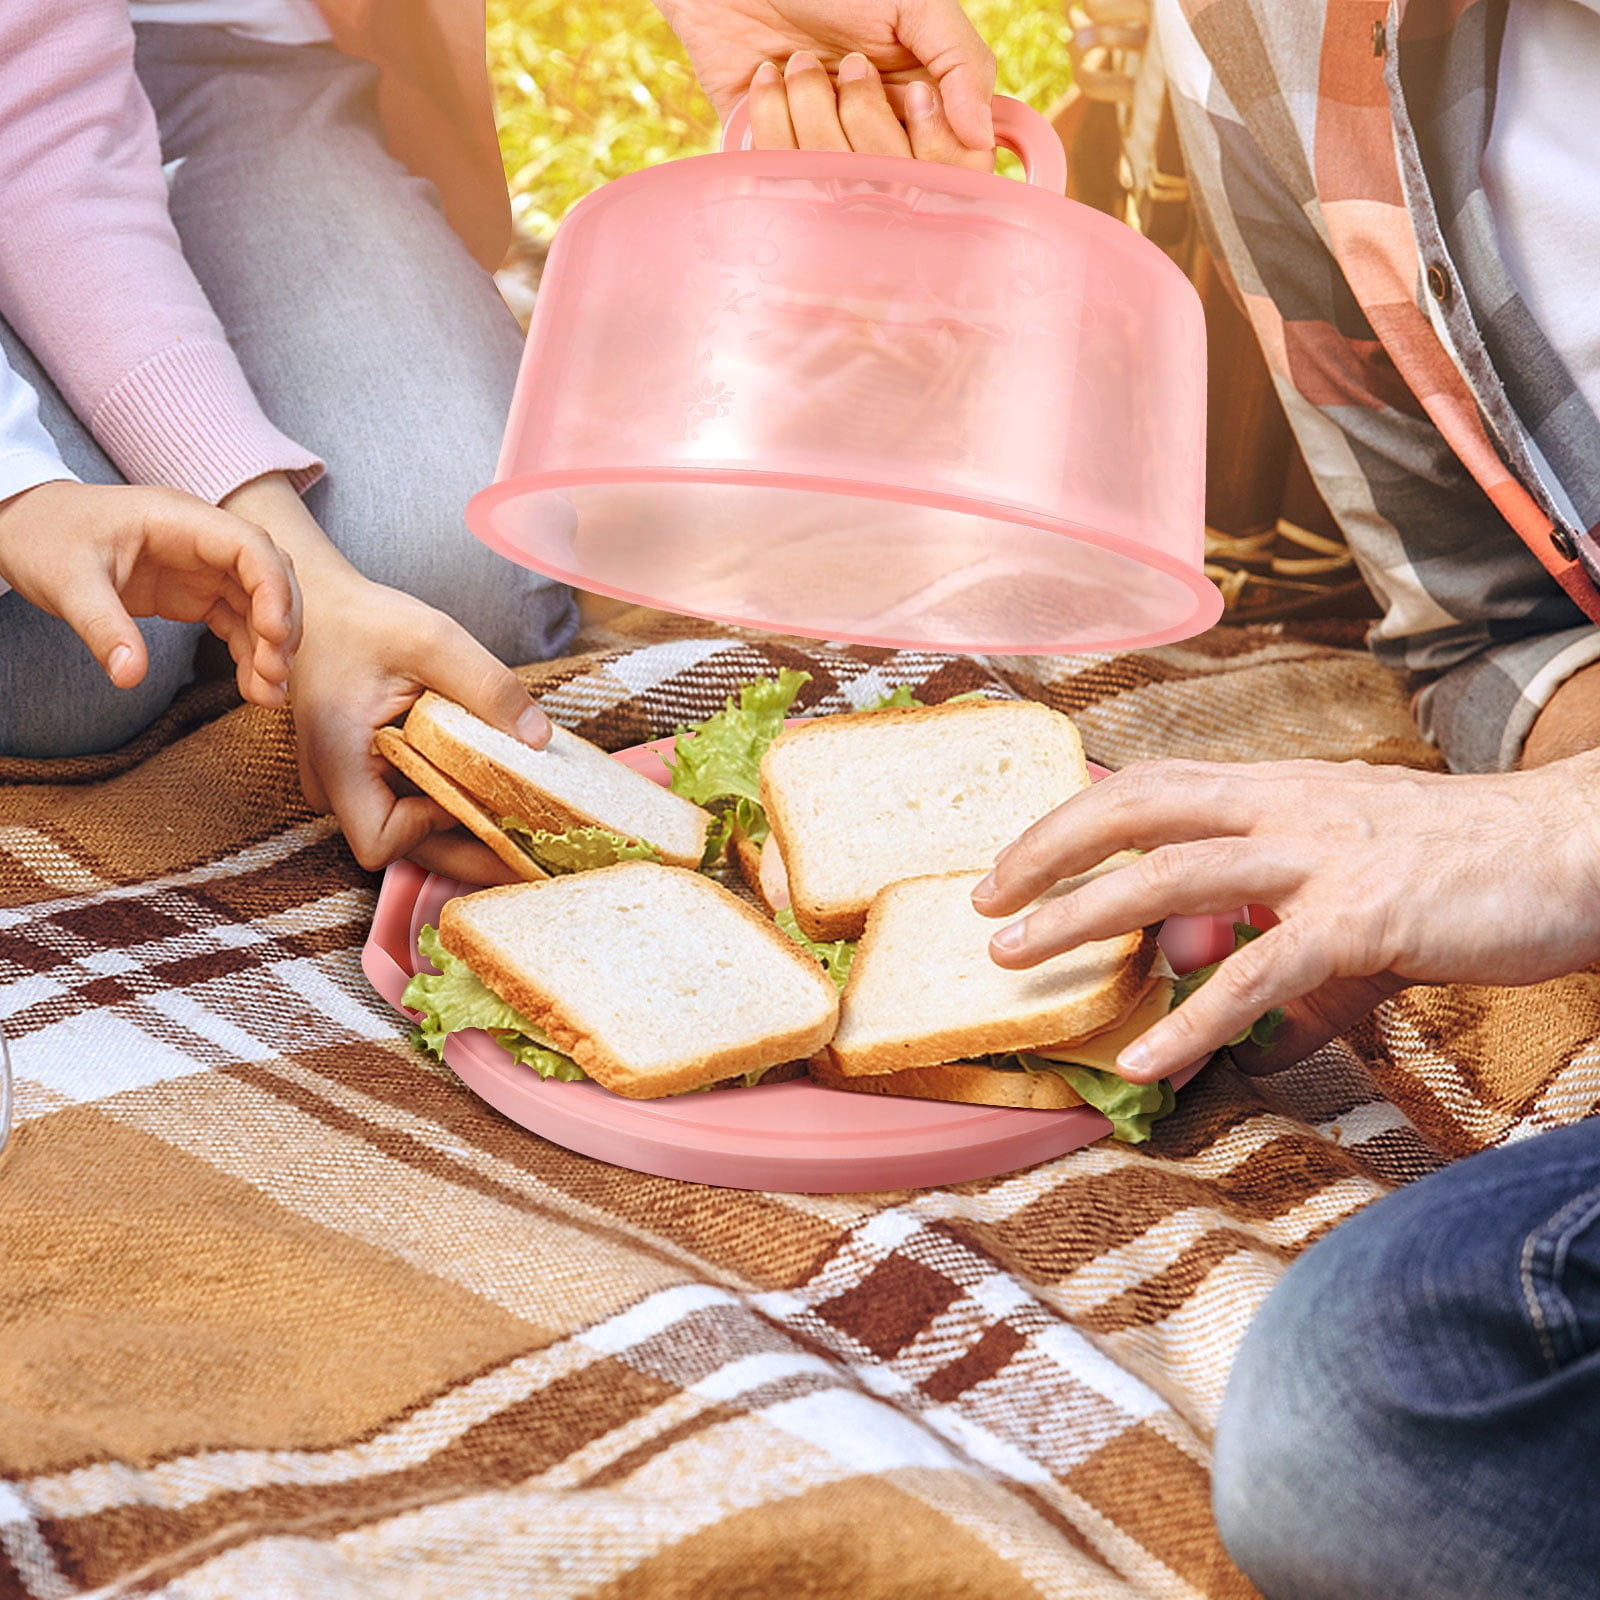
488, 1, 1074, 242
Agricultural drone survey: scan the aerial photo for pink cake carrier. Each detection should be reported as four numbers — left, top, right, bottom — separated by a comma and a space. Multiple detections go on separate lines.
468, 97, 1219, 653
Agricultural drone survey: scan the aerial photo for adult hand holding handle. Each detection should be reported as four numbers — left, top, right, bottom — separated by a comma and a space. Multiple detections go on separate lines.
653, 0, 997, 155
746, 50, 995, 170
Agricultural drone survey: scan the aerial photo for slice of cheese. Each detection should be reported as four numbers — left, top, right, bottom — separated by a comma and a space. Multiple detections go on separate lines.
1026, 953, 1176, 1072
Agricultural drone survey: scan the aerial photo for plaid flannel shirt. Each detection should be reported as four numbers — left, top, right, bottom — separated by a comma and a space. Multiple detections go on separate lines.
1157, 0, 1600, 771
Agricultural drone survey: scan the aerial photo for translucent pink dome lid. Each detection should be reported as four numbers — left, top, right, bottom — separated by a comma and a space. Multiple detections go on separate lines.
468, 97, 1219, 653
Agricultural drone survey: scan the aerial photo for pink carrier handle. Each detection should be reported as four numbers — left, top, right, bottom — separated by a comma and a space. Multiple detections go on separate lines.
719, 91, 1069, 195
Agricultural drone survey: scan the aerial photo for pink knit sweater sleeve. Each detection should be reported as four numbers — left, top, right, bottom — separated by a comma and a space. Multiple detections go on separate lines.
0, 3, 323, 504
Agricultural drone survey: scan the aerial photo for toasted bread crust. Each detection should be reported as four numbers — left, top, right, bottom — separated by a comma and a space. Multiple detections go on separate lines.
777, 890, 865, 944
730, 828, 770, 909
1018, 968, 1162, 1056
710, 1059, 807, 1090
762, 699, 1086, 942
827, 869, 1157, 1077
808, 1053, 1086, 1110
404, 694, 710, 869
374, 728, 548, 883
730, 827, 795, 916
437, 864, 839, 1099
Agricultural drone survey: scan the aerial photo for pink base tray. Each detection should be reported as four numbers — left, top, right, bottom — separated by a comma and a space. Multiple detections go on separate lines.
361, 737, 1236, 1193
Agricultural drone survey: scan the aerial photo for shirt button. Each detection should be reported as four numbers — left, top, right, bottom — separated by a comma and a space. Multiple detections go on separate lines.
1552, 526, 1579, 562
1426, 264, 1452, 304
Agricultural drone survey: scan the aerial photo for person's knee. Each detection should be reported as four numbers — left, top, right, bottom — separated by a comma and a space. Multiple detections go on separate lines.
1211, 1222, 1390, 1600
1214, 1125, 1600, 1599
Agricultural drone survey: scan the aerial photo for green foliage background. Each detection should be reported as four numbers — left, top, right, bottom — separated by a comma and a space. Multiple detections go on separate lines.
487, 1, 1074, 242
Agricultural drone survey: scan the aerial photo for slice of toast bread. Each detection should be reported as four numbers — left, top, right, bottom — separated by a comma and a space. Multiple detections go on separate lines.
374, 727, 550, 883
404, 693, 712, 868
760, 699, 1089, 940
808, 955, 1177, 1107
807, 1053, 1087, 1109
437, 862, 839, 1098
824, 863, 1154, 1077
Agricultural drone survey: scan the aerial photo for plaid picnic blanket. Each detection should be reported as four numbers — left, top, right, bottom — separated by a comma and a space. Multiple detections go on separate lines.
3, 610, 1598, 1600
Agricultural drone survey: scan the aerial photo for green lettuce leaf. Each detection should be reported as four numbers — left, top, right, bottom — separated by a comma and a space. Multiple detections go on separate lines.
993, 1054, 1176, 1144
664, 669, 811, 850
1169, 923, 1285, 1050
698, 813, 737, 873
404, 925, 588, 1082
500, 819, 660, 874
865, 684, 922, 709
861, 686, 991, 710
495, 1034, 591, 1082
775, 906, 856, 991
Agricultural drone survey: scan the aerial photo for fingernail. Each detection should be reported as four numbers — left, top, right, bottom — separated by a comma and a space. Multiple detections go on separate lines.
108, 644, 134, 680
838, 53, 870, 83
1116, 1040, 1153, 1078
971, 872, 996, 903
990, 919, 1025, 953
786, 51, 820, 76
906, 81, 936, 119
753, 60, 781, 85
516, 706, 547, 744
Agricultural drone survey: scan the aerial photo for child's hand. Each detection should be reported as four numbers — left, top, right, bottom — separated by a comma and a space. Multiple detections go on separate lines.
219, 472, 553, 884
0, 481, 300, 707
284, 567, 554, 882
749, 50, 994, 171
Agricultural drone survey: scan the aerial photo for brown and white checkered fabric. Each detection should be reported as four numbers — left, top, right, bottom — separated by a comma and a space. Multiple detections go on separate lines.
2, 613, 1596, 1599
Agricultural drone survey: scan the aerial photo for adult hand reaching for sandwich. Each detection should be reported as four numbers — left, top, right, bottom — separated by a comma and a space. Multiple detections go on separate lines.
653, 0, 996, 155
221, 473, 551, 885
970, 751, 1600, 1082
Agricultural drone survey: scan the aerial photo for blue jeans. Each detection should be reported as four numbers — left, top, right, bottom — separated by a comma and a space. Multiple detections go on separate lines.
0, 25, 575, 758
1214, 1115, 1600, 1599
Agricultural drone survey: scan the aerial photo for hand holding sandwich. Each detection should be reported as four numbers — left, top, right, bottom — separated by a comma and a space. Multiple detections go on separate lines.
973, 752, 1600, 1080
220, 473, 552, 880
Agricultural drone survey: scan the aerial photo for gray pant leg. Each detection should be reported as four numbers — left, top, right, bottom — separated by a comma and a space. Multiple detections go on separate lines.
132, 26, 578, 668
0, 323, 204, 758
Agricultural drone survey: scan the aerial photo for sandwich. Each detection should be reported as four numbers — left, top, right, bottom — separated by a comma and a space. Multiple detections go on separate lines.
807, 873, 1284, 1142
403, 861, 840, 1099
806, 862, 1186, 1141
663, 673, 1086, 937
662, 674, 1194, 1141
393, 673, 1278, 1137
376, 691, 714, 882
760, 696, 1090, 941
